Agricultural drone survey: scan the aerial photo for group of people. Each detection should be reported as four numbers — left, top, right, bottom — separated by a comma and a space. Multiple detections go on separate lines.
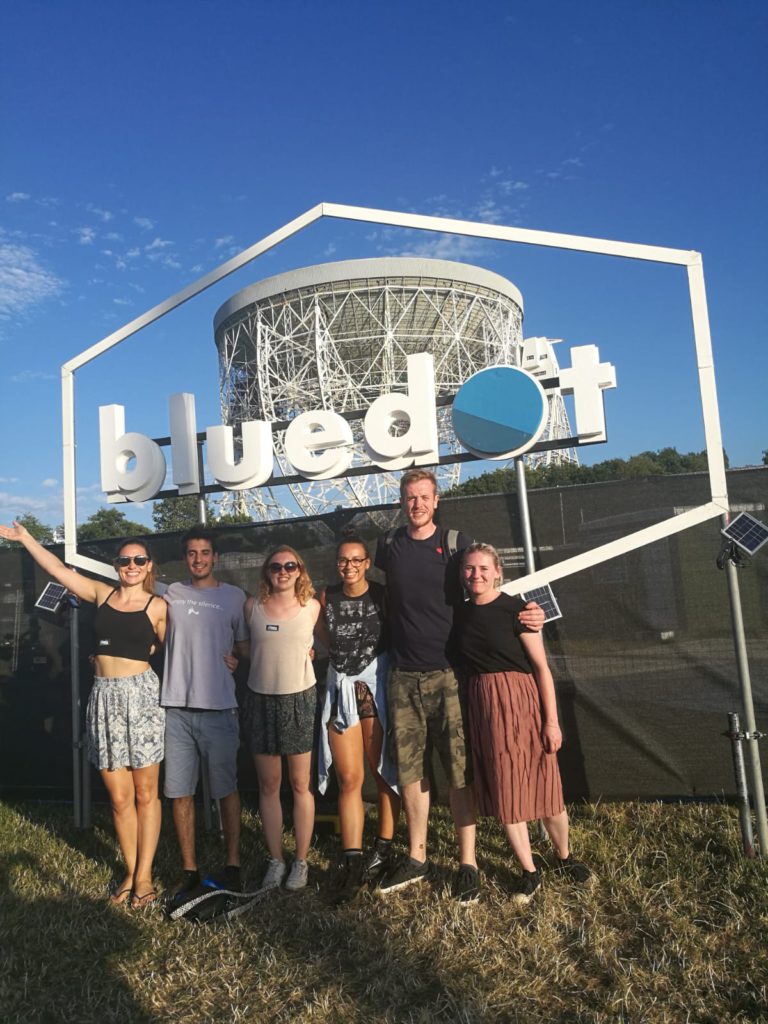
1, 467, 590, 911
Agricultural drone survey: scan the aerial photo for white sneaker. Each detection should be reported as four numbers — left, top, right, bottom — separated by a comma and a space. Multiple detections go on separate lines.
285, 858, 308, 891
260, 858, 287, 891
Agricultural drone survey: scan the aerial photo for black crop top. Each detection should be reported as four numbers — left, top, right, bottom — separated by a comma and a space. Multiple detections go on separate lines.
94, 590, 158, 661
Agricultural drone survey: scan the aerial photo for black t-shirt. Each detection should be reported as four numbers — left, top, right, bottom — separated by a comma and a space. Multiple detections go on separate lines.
456, 592, 534, 675
323, 580, 387, 677
375, 526, 471, 671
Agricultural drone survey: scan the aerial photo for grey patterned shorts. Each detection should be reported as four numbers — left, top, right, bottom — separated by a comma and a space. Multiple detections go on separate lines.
87, 669, 165, 771
242, 685, 317, 756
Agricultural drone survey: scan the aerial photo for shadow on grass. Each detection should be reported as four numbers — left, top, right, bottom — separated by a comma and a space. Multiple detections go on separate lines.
0, 847, 156, 1024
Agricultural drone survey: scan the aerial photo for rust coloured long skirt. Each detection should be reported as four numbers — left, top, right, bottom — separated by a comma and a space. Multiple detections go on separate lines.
467, 670, 564, 825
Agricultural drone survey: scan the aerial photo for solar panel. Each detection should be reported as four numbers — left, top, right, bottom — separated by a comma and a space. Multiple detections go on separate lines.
35, 582, 69, 613
521, 584, 562, 623
721, 512, 768, 556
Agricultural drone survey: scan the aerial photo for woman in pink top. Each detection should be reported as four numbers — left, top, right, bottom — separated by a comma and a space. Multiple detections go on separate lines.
243, 545, 321, 894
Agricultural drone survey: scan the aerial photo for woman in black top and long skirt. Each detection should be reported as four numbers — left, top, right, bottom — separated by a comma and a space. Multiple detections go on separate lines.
458, 542, 590, 903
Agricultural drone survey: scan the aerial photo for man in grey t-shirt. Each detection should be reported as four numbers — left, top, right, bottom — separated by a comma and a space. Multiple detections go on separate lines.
162, 526, 249, 896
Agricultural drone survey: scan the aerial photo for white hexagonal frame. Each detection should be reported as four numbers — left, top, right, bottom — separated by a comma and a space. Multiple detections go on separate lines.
61, 202, 729, 590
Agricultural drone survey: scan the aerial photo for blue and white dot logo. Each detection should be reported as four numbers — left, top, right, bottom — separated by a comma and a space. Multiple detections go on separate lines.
452, 366, 548, 459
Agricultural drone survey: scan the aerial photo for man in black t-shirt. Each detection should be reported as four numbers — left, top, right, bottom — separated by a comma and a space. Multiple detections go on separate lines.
375, 469, 544, 903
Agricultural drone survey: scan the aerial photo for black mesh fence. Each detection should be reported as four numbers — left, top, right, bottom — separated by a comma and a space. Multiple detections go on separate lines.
1, 467, 765, 803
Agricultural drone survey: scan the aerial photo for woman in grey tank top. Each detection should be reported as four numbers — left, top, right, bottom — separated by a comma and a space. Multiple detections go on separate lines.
243, 545, 321, 894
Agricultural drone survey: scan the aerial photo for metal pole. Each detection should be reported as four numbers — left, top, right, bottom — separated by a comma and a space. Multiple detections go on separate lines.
69, 600, 83, 828
516, 458, 549, 843
721, 514, 768, 856
81, 730, 92, 829
725, 713, 755, 858
197, 441, 207, 524
515, 459, 536, 575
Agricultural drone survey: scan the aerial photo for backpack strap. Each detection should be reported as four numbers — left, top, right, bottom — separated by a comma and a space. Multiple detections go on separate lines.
442, 529, 460, 558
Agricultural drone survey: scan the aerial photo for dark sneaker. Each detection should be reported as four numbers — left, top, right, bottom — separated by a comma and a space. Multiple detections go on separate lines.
362, 838, 392, 884
553, 855, 592, 884
332, 856, 365, 906
453, 863, 480, 905
172, 869, 201, 897
223, 865, 242, 892
511, 869, 541, 905
378, 857, 431, 894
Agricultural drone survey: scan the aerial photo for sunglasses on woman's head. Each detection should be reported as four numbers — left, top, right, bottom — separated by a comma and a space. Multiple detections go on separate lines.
115, 555, 150, 567
268, 561, 299, 574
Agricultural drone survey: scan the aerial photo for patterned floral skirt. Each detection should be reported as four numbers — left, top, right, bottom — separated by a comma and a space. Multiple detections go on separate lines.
86, 669, 165, 771
242, 685, 317, 756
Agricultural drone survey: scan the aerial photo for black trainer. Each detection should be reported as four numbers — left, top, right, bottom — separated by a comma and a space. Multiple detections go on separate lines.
378, 856, 431, 894
453, 863, 480, 905
332, 855, 365, 906
552, 855, 592, 884
223, 865, 242, 892
172, 869, 201, 897
362, 838, 392, 884
511, 869, 541, 905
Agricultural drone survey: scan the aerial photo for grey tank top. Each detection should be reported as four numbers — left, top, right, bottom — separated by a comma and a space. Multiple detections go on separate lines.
246, 601, 316, 696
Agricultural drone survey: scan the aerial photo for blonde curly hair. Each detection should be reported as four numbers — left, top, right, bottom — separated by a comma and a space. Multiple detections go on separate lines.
258, 545, 315, 605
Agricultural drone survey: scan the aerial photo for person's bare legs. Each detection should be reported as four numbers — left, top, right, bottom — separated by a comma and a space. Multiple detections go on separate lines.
449, 785, 477, 867
132, 763, 162, 901
541, 809, 569, 860
101, 767, 137, 902
254, 754, 284, 862
172, 795, 197, 871
219, 790, 241, 866
286, 751, 314, 861
503, 820, 537, 872
401, 778, 430, 861
329, 724, 365, 849
361, 716, 400, 839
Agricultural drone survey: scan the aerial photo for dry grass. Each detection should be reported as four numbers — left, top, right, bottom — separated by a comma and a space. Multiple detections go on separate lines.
1, 799, 766, 1023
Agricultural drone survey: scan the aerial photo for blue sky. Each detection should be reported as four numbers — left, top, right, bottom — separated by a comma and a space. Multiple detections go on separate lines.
2, 0, 766, 529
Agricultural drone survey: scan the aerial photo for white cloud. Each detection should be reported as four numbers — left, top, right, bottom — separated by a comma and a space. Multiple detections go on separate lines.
113, 297, 131, 305
0, 477, 19, 484
9, 369, 56, 383
145, 237, 172, 251
134, 216, 155, 231
214, 235, 234, 249
6, 192, 31, 202
42, 478, 57, 488
76, 226, 97, 245
104, 231, 123, 241
0, 242, 65, 318
386, 233, 485, 261
86, 204, 114, 222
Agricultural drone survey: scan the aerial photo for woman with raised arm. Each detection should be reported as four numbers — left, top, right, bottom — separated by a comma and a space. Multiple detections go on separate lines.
457, 542, 591, 903
242, 545, 321, 894
316, 535, 399, 905
0, 521, 167, 908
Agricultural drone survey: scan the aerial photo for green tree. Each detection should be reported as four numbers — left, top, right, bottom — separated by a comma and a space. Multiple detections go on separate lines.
445, 447, 728, 498
152, 494, 211, 533
2, 513, 54, 545
763, 450, 767, 466
78, 507, 152, 540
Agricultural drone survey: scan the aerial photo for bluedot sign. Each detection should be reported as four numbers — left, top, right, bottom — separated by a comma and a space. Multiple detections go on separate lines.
452, 366, 548, 459
99, 347, 615, 502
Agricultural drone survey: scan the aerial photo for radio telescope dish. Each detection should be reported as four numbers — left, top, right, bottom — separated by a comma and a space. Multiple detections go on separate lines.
213, 257, 574, 519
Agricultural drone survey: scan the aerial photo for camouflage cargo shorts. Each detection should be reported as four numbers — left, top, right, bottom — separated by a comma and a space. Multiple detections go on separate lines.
388, 667, 471, 789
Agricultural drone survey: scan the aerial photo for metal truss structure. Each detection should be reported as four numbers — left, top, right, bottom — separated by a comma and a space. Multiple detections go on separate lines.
214, 257, 576, 519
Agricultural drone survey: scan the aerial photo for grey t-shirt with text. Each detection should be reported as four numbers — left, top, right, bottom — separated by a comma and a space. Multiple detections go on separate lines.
162, 580, 248, 709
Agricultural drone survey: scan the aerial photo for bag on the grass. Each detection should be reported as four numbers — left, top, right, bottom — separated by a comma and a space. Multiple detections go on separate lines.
167, 878, 262, 923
